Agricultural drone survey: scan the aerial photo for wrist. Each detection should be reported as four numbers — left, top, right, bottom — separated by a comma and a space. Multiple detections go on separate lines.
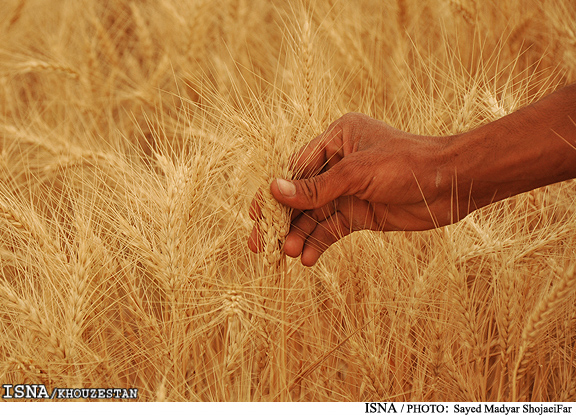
442, 90, 576, 219
442, 125, 514, 218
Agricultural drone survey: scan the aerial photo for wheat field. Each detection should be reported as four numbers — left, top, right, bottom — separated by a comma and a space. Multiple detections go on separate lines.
0, 0, 575, 402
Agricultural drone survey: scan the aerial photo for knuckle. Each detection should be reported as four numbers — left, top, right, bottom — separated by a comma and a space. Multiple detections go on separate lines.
338, 113, 368, 144
338, 157, 371, 197
339, 112, 368, 128
326, 113, 360, 137
299, 177, 324, 209
323, 113, 369, 155
340, 112, 361, 123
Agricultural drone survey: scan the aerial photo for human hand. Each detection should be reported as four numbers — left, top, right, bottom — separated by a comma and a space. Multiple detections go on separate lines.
248, 113, 454, 266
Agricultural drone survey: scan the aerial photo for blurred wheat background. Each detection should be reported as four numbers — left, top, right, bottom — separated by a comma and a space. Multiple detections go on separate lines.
0, 0, 575, 402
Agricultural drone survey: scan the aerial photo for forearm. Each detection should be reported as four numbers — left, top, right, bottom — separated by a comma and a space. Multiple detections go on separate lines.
442, 83, 576, 216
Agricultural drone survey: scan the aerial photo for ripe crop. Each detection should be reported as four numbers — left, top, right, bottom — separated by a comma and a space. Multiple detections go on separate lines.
0, 0, 575, 402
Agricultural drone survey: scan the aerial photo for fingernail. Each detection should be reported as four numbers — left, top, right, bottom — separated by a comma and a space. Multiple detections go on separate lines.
276, 178, 296, 197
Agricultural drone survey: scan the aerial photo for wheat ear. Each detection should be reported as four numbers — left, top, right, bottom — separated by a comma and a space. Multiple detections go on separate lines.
66, 220, 91, 361
222, 289, 248, 400
0, 281, 66, 361
0, 196, 65, 265
495, 266, 519, 400
448, 269, 482, 366
511, 265, 576, 401
350, 338, 387, 399
15, 60, 79, 79
299, 12, 314, 120
259, 185, 290, 271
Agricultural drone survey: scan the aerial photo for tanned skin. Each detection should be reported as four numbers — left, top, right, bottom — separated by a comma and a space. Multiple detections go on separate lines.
248, 83, 576, 266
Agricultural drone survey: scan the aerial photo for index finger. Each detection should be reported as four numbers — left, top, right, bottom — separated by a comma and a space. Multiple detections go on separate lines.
290, 120, 344, 180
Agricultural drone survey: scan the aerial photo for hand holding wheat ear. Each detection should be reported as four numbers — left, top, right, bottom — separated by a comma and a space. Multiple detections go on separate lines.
248, 112, 454, 266
249, 84, 576, 266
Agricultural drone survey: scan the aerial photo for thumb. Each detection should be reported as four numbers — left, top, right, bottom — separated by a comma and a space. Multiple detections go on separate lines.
271, 162, 351, 210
